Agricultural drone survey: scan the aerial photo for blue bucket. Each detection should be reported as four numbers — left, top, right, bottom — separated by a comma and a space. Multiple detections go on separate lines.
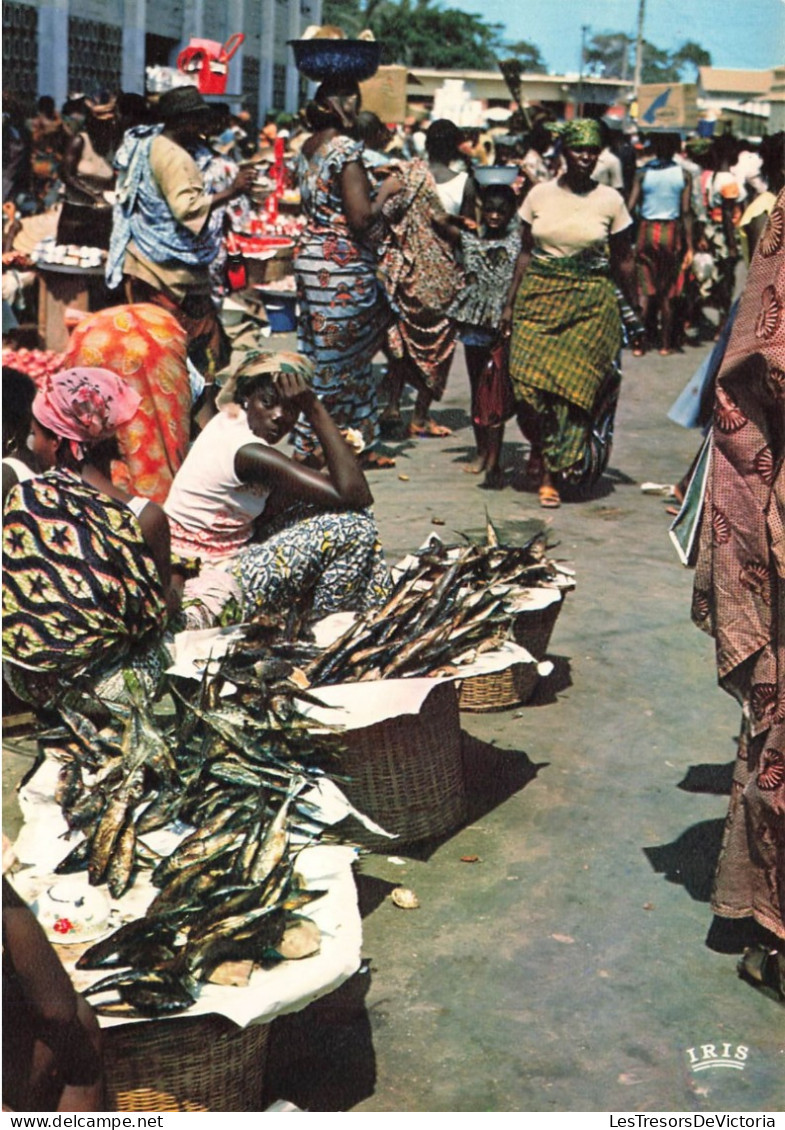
261, 293, 297, 333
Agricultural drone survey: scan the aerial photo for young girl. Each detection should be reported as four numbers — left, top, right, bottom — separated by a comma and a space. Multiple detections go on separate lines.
448, 184, 520, 488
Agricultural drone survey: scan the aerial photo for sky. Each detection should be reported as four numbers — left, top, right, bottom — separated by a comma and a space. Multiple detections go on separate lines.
450, 0, 785, 75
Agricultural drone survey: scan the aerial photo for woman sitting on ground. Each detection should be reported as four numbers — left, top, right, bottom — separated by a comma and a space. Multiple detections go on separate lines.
2, 368, 175, 712
163, 351, 392, 630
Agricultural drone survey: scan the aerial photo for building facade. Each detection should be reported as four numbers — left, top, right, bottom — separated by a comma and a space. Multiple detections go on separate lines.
2, 0, 321, 121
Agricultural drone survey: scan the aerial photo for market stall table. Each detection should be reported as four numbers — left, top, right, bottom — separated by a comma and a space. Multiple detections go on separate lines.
35, 262, 106, 352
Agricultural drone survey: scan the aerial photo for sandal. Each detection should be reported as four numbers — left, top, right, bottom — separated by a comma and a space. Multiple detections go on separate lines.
408, 419, 453, 438
737, 945, 785, 1001
361, 451, 397, 469
538, 484, 561, 509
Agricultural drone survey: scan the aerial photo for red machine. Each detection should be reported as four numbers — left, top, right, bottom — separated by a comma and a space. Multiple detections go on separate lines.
176, 33, 245, 95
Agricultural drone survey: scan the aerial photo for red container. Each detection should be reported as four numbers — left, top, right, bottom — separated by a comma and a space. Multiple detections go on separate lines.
177, 33, 244, 95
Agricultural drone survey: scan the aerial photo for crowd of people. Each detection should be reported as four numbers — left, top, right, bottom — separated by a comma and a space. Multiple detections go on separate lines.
2, 64, 784, 1109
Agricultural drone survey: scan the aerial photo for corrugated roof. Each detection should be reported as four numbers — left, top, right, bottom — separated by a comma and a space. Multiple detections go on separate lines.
698, 67, 773, 95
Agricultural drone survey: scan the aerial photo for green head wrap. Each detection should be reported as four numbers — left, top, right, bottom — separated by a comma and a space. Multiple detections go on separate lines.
218, 350, 315, 408
561, 119, 602, 149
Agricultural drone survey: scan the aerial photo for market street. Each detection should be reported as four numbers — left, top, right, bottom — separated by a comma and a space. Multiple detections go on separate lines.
4, 330, 783, 1113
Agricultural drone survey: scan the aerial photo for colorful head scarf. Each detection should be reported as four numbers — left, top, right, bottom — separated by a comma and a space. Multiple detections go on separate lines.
219, 351, 315, 407
33, 367, 142, 460
561, 119, 602, 149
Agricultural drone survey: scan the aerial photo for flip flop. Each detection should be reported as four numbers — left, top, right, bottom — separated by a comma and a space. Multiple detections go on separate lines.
408, 419, 453, 438
539, 485, 561, 508
361, 452, 397, 469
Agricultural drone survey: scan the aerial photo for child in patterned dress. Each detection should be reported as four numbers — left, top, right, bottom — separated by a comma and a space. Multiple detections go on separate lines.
449, 184, 520, 488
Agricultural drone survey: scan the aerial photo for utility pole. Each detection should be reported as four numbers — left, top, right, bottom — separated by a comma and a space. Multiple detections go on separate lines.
633, 0, 646, 97
578, 23, 589, 116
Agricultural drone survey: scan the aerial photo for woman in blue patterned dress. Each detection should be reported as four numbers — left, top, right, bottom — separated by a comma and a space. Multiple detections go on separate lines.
292, 78, 402, 469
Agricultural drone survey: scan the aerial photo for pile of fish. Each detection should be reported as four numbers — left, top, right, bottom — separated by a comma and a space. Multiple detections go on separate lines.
303, 526, 568, 686
46, 659, 348, 1018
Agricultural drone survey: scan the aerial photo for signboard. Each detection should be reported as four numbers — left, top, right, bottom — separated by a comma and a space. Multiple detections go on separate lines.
636, 83, 699, 129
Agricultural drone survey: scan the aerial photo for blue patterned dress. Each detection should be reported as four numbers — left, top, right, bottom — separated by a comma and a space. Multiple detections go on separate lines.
293, 136, 388, 459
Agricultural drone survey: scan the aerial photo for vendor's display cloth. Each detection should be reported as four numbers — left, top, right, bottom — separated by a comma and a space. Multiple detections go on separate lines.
2, 471, 167, 698
63, 305, 191, 503
692, 188, 785, 940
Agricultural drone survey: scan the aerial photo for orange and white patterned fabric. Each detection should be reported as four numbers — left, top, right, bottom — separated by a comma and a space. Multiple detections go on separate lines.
63, 304, 192, 503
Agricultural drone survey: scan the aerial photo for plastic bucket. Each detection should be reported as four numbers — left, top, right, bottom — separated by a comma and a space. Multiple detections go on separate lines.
262, 294, 297, 333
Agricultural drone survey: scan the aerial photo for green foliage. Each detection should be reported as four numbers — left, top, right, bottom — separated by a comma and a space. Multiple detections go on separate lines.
323, 0, 520, 70
584, 30, 711, 84
504, 40, 547, 74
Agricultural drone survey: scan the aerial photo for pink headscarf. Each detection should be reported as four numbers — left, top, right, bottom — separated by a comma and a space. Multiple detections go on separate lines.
33, 367, 142, 460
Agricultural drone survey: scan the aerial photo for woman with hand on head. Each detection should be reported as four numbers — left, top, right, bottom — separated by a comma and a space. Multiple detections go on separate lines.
164, 351, 392, 630
501, 119, 643, 509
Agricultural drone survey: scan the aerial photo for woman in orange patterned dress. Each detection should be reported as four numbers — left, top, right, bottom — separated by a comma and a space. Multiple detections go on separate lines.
62, 303, 192, 503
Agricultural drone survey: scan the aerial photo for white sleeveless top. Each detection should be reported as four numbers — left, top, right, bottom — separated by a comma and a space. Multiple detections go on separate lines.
164, 408, 271, 563
2, 456, 35, 484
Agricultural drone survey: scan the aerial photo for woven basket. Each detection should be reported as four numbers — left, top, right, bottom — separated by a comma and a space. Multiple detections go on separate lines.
103, 1013, 271, 1112
338, 680, 466, 850
511, 590, 564, 660
457, 660, 540, 713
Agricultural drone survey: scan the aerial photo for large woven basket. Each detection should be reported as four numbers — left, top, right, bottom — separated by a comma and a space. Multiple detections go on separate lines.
338, 680, 466, 850
511, 589, 565, 660
103, 1014, 271, 1112
457, 660, 540, 713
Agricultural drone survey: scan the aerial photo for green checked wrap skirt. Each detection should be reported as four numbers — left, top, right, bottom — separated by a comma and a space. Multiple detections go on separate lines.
509, 253, 622, 483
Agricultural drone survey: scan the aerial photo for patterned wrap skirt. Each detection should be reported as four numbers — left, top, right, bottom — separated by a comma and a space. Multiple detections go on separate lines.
635, 218, 684, 300
509, 254, 622, 480
178, 505, 392, 630
293, 230, 388, 459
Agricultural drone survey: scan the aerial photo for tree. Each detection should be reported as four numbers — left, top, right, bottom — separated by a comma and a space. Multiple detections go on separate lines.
671, 40, 712, 81
584, 33, 633, 80
322, 0, 508, 70
505, 40, 547, 75
582, 30, 711, 84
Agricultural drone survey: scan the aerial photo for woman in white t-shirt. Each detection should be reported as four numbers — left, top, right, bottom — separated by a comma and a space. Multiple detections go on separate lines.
164, 351, 391, 629
501, 119, 643, 508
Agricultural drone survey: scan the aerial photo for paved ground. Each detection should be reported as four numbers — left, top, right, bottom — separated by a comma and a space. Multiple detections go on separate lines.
4, 323, 783, 1113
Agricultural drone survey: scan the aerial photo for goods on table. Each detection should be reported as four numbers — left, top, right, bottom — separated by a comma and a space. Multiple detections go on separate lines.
302, 522, 571, 686
32, 237, 103, 269
38, 659, 357, 1019
2, 346, 64, 383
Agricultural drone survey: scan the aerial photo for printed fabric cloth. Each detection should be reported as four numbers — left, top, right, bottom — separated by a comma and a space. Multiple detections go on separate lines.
509, 251, 623, 483
2, 470, 168, 703
449, 221, 521, 333
378, 158, 464, 399
63, 304, 192, 504
692, 188, 785, 940
293, 135, 388, 460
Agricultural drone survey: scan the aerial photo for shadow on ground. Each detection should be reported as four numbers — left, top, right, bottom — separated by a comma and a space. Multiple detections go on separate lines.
261, 965, 376, 1112
643, 818, 726, 902
677, 761, 735, 794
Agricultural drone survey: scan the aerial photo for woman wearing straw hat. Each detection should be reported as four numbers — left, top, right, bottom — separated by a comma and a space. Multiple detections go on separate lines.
106, 86, 255, 385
